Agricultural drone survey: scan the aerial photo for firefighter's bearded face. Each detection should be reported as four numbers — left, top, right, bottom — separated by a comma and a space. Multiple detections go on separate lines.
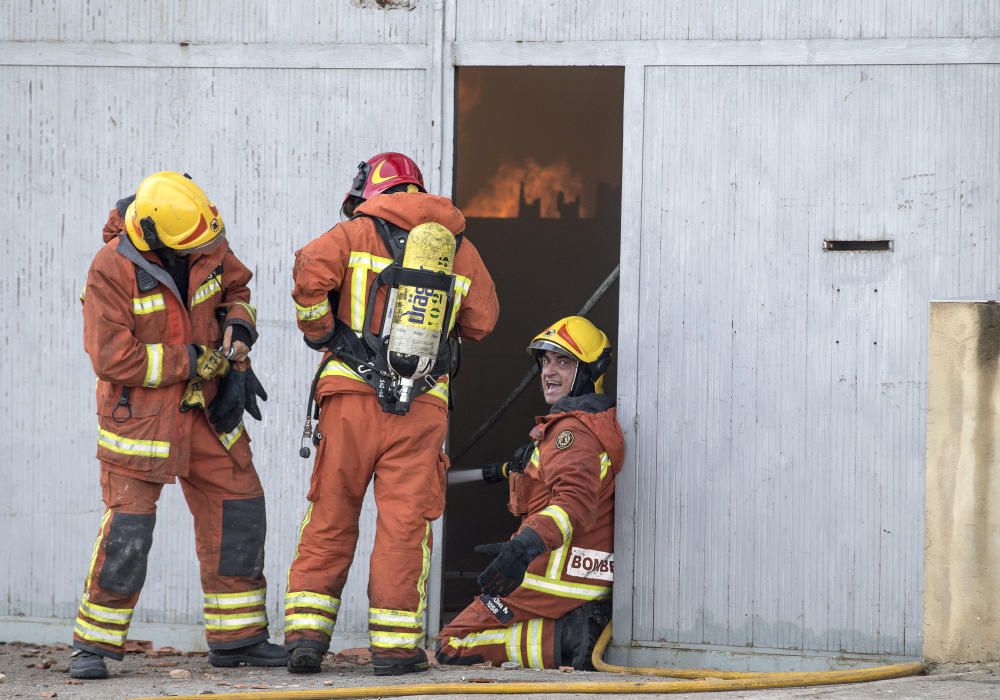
540, 350, 578, 405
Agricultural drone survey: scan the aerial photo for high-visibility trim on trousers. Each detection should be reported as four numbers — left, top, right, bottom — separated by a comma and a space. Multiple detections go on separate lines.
284, 613, 335, 635
415, 521, 431, 615
204, 610, 269, 631
369, 607, 422, 629
507, 623, 524, 667
369, 629, 424, 650
437, 605, 560, 669
287, 591, 340, 615
84, 510, 112, 591
445, 622, 544, 668
74, 617, 127, 647
284, 589, 339, 636
525, 618, 545, 669
204, 588, 266, 610
78, 596, 134, 625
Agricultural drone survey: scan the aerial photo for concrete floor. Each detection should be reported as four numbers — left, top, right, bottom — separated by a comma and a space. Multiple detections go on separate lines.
2, 642, 1000, 700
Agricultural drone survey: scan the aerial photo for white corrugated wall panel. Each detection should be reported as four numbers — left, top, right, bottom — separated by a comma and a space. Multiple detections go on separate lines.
0, 64, 428, 642
633, 64, 999, 658
0, 0, 429, 44
455, 0, 1000, 42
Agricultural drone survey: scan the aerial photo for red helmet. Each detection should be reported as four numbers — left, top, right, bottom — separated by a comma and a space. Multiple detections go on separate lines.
341, 152, 425, 218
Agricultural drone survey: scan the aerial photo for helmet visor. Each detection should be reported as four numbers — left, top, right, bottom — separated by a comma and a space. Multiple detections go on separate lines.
527, 339, 578, 361
175, 225, 226, 255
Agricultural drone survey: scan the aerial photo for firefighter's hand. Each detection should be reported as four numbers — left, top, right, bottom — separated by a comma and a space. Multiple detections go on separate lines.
221, 325, 251, 362
474, 527, 547, 597
507, 441, 535, 475
193, 346, 230, 380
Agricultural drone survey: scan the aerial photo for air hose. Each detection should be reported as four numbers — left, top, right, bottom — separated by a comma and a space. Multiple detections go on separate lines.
130, 622, 925, 700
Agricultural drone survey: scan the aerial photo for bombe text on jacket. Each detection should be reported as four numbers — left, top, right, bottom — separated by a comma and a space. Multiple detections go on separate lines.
566, 547, 614, 582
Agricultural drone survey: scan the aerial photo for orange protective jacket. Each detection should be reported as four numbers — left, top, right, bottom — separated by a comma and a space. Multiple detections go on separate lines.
508, 394, 624, 593
291, 192, 499, 407
82, 207, 257, 482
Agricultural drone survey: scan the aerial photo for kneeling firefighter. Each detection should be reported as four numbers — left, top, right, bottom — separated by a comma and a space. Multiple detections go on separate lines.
70, 172, 284, 680
436, 316, 623, 670
285, 152, 499, 675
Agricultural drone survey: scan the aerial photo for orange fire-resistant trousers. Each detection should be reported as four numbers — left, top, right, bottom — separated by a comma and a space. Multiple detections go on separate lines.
436, 586, 587, 669
73, 414, 270, 660
284, 393, 449, 660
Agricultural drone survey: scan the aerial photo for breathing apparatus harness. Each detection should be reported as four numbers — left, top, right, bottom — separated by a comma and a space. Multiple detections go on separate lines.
299, 215, 462, 457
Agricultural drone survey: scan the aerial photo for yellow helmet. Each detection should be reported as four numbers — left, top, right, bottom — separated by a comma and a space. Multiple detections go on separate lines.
124, 172, 225, 252
527, 315, 612, 395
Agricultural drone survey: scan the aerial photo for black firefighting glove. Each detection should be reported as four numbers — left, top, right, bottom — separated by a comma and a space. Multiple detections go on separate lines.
208, 367, 267, 434
243, 367, 268, 421
508, 441, 534, 474
481, 441, 535, 483
475, 527, 547, 597
208, 369, 245, 433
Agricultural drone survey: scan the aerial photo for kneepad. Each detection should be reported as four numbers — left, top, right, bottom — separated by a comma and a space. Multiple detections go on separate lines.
98, 512, 156, 595
218, 496, 266, 577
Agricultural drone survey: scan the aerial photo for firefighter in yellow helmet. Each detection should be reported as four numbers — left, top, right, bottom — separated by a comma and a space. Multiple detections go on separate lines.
436, 316, 624, 669
70, 172, 285, 680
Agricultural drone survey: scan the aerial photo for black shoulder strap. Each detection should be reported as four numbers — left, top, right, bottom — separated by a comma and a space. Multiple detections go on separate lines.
371, 216, 409, 261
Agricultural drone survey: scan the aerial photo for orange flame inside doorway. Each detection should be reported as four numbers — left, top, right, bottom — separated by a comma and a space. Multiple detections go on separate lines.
463, 159, 586, 219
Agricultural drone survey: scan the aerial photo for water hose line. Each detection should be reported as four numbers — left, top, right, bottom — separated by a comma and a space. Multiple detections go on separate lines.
130, 622, 925, 700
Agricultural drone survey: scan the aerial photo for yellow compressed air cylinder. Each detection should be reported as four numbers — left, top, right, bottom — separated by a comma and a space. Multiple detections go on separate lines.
387, 222, 456, 404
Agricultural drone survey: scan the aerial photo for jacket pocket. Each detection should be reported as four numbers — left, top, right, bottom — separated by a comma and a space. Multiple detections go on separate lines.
423, 451, 450, 521
96, 384, 171, 471
508, 472, 528, 517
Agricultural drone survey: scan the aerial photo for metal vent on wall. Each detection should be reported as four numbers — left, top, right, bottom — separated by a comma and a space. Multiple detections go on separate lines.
823, 239, 893, 252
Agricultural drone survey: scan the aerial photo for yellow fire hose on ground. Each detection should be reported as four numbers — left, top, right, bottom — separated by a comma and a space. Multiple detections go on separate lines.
131, 623, 926, 700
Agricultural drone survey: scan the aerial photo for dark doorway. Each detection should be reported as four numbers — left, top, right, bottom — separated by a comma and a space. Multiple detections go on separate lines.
442, 67, 624, 623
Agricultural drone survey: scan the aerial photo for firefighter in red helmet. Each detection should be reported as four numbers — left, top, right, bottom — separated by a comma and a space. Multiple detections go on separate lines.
285, 152, 499, 675
436, 316, 623, 670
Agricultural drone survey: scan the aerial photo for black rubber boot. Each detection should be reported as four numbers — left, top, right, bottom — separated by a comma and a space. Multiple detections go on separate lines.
209, 640, 288, 667
69, 650, 109, 679
287, 646, 324, 674
372, 647, 429, 676
557, 601, 612, 670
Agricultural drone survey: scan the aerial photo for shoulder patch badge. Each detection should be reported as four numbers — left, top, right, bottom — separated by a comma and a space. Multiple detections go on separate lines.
555, 430, 575, 450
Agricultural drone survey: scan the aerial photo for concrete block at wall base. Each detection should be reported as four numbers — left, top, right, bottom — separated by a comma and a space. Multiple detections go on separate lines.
925, 301, 1000, 662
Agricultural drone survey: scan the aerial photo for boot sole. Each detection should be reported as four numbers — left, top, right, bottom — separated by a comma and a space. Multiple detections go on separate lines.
209, 654, 289, 668
69, 667, 108, 680
373, 661, 429, 676
287, 660, 323, 674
